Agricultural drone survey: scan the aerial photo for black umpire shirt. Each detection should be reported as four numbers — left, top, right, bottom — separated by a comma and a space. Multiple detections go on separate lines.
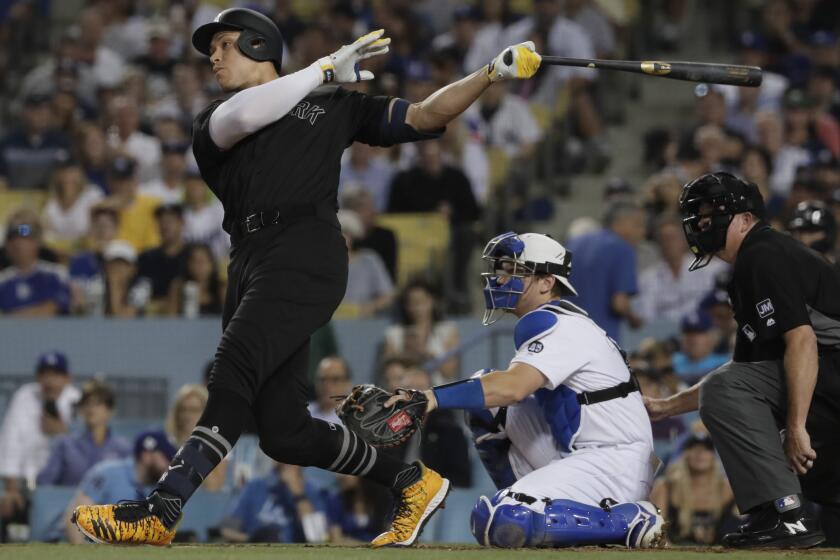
728, 223, 840, 362
192, 86, 436, 236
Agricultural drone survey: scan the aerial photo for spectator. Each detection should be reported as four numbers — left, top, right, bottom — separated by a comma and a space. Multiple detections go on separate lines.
307, 357, 352, 425
0, 352, 80, 531
37, 379, 131, 486
336, 210, 394, 318
164, 384, 225, 492
341, 188, 397, 281
182, 168, 229, 261
324, 475, 391, 543
101, 240, 149, 317
564, 0, 617, 59
0, 221, 70, 316
565, 200, 645, 342
0, 93, 70, 190
139, 141, 188, 204
41, 153, 104, 255
137, 203, 187, 312
220, 463, 326, 543
338, 142, 395, 213
383, 279, 460, 381
635, 214, 728, 322
133, 20, 177, 99
649, 431, 737, 545
102, 156, 161, 251
105, 96, 162, 183
672, 312, 730, 383
631, 346, 686, 446
68, 206, 119, 315
76, 122, 111, 194
699, 288, 737, 355
64, 430, 176, 544
166, 243, 224, 318
462, 82, 542, 161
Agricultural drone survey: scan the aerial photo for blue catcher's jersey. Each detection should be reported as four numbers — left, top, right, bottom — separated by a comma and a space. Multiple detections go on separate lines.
510, 301, 653, 453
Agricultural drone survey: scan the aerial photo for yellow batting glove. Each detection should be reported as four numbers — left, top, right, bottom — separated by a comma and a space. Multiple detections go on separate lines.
487, 41, 542, 83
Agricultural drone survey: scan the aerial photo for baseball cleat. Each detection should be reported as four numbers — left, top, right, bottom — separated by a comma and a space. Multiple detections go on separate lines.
72, 494, 179, 545
371, 462, 450, 547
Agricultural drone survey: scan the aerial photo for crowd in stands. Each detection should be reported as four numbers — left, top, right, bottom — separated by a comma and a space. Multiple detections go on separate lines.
0, 0, 839, 548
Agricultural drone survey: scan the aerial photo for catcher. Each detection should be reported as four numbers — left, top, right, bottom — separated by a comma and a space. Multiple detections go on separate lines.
349, 232, 665, 548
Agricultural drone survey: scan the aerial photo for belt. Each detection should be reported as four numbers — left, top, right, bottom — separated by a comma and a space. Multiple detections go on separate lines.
235, 202, 340, 240
576, 375, 640, 406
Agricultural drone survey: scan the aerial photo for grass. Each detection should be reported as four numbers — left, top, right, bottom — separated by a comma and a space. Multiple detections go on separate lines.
1, 544, 839, 560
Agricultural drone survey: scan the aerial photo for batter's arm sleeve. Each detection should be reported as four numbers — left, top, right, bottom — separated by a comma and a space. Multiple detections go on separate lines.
209, 62, 324, 150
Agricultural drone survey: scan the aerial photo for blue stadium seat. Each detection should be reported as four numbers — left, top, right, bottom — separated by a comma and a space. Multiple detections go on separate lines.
29, 486, 76, 542
177, 490, 234, 542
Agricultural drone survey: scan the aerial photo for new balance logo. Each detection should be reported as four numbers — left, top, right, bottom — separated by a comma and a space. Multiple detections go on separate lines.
784, 520, 807, 535
291, 101, 326, 125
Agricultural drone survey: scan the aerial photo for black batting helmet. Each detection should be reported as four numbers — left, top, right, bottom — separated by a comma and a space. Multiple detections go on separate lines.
679, 172, 765, 271
788, 200, 837, 254
192, 8, 283, 74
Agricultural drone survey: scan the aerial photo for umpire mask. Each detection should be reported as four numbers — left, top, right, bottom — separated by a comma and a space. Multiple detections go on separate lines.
679, 172, 765, 271
481, 232, 576, 325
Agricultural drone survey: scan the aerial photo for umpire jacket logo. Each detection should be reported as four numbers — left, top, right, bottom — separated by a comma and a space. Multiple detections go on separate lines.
290, 101, 326, 125
756, 298, 774, 318
742, 324, 757, 341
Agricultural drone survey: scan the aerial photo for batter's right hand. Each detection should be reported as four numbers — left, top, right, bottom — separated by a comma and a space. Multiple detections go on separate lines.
643, 396, 672, 421
318, 29, 391, 84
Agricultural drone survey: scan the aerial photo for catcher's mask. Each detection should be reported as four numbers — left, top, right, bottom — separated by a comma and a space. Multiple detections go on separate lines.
679, 172, 765, 271
481, 232, 576, 326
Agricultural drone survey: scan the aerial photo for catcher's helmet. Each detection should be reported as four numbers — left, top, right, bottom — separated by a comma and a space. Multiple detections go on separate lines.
481, 232, 576, 325
192, 8, 283, 74
788, 200, 837, 253
679, 172, 765, 271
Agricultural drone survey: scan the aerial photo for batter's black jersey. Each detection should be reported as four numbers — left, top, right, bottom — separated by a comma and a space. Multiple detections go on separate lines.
192, 86, 426, 235
728, 224, 840, 362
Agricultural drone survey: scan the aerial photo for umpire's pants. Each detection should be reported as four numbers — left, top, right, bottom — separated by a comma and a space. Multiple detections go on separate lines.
699, 352, 840, 514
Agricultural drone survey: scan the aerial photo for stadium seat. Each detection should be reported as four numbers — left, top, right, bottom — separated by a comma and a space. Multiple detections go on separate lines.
29, 486, 76, 542
376, 213, 450, 288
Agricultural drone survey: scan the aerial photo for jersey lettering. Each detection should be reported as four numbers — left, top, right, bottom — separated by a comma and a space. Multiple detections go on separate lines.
290, 101, 326, 125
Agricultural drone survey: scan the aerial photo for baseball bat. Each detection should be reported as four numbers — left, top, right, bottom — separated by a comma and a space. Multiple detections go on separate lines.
540, 56, 762, 87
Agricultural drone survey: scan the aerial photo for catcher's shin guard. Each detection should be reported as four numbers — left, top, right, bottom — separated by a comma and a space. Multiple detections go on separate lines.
471, 493, 665, 548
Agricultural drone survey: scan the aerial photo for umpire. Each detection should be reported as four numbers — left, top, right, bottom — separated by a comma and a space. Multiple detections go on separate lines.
72, 7, 544, 548
645, 172, 840, 548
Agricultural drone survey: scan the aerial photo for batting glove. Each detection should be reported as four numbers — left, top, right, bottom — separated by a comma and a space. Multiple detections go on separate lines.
318, 29, 391, 84
487, 41, 542, 83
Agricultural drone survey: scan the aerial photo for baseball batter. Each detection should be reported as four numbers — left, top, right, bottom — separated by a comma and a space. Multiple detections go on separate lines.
72, 8, 542, 548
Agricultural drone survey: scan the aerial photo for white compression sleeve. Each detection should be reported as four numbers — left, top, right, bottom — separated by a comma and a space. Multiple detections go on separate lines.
208, 61, 323, 150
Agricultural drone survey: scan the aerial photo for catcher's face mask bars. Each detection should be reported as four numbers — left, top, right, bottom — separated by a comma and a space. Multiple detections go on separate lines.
481, 232, 533, 326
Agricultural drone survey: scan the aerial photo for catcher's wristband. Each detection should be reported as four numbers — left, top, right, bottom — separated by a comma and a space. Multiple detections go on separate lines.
432, 378, 485, 410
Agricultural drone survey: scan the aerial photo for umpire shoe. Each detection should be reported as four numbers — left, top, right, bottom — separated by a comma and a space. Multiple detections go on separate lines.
72, 492, 180, 545
723, 505, 825, 549
371, 462, 450, 547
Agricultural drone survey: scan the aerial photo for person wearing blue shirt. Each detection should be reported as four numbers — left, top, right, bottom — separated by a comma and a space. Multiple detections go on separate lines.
37, 380, 131, 487
64, 431, 176, 543
672, 311, 730, 383
565, 200, 645, 342
0, 93, 70, 190
323, 475, 390, 543
0, 222, 70, 316
220, 463, 325, 543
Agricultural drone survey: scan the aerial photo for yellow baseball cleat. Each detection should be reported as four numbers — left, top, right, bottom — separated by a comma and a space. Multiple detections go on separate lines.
72, 500, 179, 545
371, 463, 450, 548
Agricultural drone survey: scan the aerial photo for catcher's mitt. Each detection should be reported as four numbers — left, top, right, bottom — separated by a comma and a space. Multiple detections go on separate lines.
336, 384, 427, 448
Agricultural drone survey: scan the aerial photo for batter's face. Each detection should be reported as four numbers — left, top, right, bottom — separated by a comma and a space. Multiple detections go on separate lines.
209, 31, 275, 91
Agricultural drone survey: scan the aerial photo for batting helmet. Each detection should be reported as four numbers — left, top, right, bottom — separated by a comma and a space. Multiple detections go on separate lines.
788, 200, 837, 254
192, 8, 283, 74
679, 172, 765, 271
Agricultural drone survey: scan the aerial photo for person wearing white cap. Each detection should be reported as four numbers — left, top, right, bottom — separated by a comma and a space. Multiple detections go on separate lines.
101, 240, 150, 317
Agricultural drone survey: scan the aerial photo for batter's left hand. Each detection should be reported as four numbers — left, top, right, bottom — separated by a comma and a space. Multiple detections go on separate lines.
784, 425, 817, 475
487, 41, 542, 83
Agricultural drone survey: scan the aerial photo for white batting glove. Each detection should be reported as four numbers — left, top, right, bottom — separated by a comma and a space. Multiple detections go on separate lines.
487, 41, 542, 83
318, 29, 391, 84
